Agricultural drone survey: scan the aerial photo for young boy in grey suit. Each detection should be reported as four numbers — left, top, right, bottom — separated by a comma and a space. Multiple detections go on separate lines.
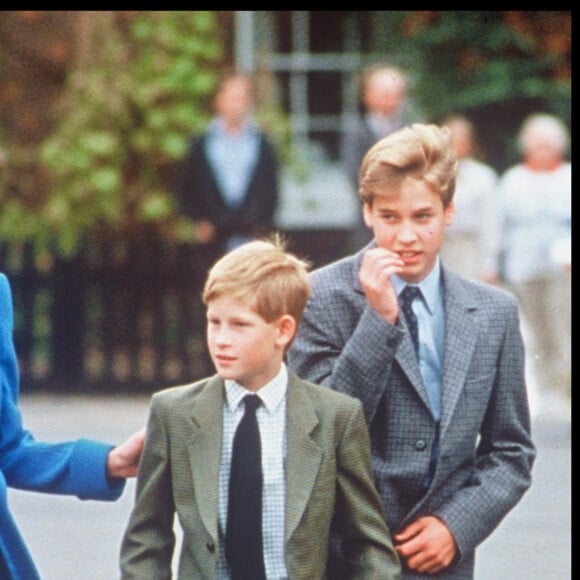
288, 124, 536, 579
120, 239, 400, 579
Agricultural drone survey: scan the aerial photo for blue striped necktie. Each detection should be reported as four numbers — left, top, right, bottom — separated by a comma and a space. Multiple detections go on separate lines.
400, 285, 422, 353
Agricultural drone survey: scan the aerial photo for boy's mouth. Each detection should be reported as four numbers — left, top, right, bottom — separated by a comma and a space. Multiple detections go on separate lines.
397, 250, 421, 264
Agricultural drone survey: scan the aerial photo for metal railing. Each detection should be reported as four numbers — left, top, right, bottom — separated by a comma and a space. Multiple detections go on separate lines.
2, 228, 351, 393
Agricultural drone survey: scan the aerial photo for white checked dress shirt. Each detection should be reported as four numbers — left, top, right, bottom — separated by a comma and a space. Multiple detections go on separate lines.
216, 364, 288, 579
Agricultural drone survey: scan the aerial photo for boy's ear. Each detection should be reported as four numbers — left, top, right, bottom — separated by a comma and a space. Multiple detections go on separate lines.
276, 315, 297, 348
362, 201, 374, 228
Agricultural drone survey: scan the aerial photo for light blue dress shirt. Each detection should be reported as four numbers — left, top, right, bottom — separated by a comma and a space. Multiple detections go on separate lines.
205, 118, 260, 209
393, 258, 445, 421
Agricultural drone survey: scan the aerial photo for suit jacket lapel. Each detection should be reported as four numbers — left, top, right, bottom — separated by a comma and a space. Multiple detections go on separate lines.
395, 336, 431, 408
187, 375, 225, 543
440, 271, 478, 436
184, 374, 328, 545
284, 374, 323, 543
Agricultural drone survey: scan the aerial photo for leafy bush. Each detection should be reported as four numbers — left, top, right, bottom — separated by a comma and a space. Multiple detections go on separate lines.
5, 11, 224, 258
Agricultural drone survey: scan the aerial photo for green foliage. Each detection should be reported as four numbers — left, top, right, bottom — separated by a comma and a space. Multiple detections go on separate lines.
1, 11, 570, 257
19, 11, 223, 258
407, 12, 564, 115
380, 11, 571, 170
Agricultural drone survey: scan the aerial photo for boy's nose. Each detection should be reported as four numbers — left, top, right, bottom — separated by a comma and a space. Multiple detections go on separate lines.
213, 327, 233, 345
397, 221, 417, 242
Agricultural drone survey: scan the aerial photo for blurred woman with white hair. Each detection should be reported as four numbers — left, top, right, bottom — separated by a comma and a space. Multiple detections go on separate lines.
496, 113, 571, 412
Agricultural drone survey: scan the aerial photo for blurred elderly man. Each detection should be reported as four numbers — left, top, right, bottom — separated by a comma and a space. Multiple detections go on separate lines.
341, 64, 421, 250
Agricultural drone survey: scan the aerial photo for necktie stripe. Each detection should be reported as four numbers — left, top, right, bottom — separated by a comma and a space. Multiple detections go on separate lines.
399, 285, 422, 353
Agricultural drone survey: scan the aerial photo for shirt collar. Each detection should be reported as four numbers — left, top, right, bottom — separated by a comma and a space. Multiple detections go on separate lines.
225, 363, 288, 414
392, 257, 442, 315
208, 117, 257, 139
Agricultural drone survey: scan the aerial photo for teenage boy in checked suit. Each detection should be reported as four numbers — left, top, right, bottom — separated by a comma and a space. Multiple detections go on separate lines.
120, 239, 400, 579
288, 124, 536, 579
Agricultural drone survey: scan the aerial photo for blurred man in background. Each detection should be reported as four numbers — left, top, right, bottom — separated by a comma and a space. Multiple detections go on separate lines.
341, 64, 420, 250
176, 70, 279, 261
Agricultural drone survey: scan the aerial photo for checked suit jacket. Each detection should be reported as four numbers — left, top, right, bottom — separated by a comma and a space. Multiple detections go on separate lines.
288, 246, 536, 579
120, 372, 401, 580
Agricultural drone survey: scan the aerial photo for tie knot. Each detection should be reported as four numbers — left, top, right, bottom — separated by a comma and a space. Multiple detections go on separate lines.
400, 285, 422, 305
243, 395, 262, 415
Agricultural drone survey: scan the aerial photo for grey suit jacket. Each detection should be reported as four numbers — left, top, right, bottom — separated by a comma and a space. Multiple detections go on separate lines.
120, 372, 400, 579
288, 247, 536, 579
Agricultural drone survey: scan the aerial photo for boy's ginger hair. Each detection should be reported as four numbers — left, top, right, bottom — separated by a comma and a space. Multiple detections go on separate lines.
202, 237, 311, 326
359, 123, 458, 208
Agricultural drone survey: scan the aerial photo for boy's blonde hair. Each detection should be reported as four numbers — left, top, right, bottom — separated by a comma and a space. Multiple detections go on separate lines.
359, 123, 458, 208
202, 238, 311, 326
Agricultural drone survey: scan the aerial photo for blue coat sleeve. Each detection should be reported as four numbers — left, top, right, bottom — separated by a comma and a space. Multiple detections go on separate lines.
0, 273, 124, 501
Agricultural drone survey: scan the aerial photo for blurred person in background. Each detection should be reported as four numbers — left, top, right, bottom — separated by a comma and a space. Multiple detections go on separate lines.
174, 70, 280, 376
496, 113, 571, 407
341, 63, 420, 250
175, 69, 280, 263
440, 115, 500, 284
0, 272, 144, 580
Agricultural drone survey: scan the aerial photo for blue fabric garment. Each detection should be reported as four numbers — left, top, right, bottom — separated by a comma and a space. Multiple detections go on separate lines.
392, 259, 445, 421
0, 273, 124, 580
205, 119, 260, 208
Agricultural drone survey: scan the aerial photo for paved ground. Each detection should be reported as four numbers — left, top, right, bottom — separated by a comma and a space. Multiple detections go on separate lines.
9, 390, 570, 580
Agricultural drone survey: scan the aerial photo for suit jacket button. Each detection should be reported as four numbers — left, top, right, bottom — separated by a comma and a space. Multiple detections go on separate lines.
206, 541, 215, 553
414, 439, 427, 451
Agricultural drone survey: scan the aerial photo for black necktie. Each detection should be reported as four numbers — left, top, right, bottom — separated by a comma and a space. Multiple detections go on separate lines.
226, 395, 266, 580
400, 285, 422, 353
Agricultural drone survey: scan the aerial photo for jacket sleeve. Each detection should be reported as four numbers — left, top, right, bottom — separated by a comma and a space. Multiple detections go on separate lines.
174, 136, 210, 221
0, 273, 124, 501
253, 134, 279, 227
335, 401, 401, 579
120, 393, 175, 579
432, 298, 536, 558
